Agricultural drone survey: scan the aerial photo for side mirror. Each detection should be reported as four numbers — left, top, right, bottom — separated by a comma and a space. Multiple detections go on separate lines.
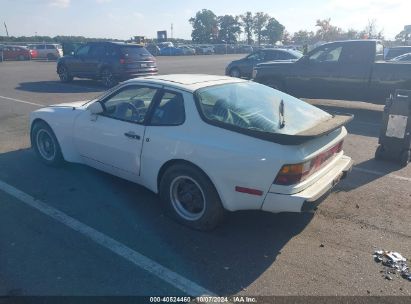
88, 102, 104, 114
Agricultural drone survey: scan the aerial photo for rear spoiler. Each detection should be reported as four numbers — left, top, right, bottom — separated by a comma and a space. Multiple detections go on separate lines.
241, 113, 354, 145
296, 113, 354, 137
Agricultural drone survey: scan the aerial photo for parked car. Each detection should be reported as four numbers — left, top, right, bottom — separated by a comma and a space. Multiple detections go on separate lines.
179, 45, 195, 55
195, 45, 214, 55
56, 41, 158, 87
226, 48, 303, 78
237, 45, 253, 54
1, 45, 31, 61
253, 40, 411, 103
145, 43, 160, 56
29, 74, 352, 230
159, 46, 184, 56
0, 44, 3, 62
158, 41, 174, 49
389, 53, 411, 62
28, 43, 63, 60
384, 46, 411, 60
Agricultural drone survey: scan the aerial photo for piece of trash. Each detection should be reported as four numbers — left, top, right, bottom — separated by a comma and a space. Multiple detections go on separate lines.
320, 243, 325, 248
373, 250, 410, 282
355, 204, 360, 209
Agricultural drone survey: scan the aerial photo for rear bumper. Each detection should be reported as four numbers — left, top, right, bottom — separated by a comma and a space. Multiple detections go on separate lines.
261, 155, 353, 213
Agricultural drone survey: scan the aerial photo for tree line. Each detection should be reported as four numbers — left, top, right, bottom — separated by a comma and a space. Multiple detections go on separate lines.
189, 9, 284, 45
189, 9, 392, 46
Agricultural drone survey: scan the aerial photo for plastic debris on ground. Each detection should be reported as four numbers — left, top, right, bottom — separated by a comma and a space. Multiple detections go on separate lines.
373, 250, 411, 281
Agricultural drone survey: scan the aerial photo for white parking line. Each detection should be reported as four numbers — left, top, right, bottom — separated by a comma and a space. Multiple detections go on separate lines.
0, 95, 44, 107
353, 167, 411, 182
0, 179, 215, 296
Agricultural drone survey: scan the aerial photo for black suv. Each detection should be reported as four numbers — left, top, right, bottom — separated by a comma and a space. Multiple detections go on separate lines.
57, 42, 158, 87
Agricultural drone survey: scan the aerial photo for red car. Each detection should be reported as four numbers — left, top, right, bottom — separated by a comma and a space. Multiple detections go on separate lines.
2, 45, 31, 60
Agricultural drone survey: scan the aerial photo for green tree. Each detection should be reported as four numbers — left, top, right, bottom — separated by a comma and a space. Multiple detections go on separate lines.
292, 30, 315, 45
253, 12, 269, 45
262, 18, 284, 45
240, 12, 254, 45
315, 18, 343, 42
217, 15, 241, 43
189, 9, 218, 43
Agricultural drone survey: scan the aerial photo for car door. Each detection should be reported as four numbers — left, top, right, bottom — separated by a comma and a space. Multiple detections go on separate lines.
242, 51, 265, 78
73, 84, 161, 180
87, 44, 107, 76
287, 43, 343, 99
140, 89, 186, 186
70, 44, 91, 75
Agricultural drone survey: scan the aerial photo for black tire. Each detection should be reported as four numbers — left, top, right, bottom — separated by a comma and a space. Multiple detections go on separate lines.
375, 145, 384, 160
31, 121, 64, 166
100, 68, 117, 88
400, 150, 410, 167
159, 164, 225, 231
229, 68, 241, 78
57, 64, 73, 83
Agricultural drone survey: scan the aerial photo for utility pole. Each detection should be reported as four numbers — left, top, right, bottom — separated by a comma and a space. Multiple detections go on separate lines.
4, 22, 9, 37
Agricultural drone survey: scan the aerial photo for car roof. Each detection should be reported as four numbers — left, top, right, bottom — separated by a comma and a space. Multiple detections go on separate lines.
123, 74, 246, 92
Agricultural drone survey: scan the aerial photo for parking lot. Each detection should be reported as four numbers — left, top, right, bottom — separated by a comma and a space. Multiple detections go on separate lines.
0, 55, 410, 298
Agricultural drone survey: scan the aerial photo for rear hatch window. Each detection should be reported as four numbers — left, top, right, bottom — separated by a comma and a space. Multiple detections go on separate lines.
195, 81, 331, 136
120, 46, 152, 60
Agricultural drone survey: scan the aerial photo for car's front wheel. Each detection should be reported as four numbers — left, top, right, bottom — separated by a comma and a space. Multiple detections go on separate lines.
229, 68, 241, 78
31, 121, 64, 166
159, 164, 224, 231
58, 65, 73, 82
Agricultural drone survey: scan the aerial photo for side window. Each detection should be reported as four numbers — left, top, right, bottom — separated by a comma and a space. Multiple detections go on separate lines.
76, 45, 91, 56
265, 51, 279, 61
277, 51, 290, 60
101, 86, 158, 123
90, 45, 106, 57
36, 45, 45, 50
46, 45, 55, 49
309, 45, 342, 63
150, 92, 185, 125
105, 45, 118, 57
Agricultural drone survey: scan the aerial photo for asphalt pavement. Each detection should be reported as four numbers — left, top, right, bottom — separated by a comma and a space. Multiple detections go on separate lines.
0, 56, 410, 299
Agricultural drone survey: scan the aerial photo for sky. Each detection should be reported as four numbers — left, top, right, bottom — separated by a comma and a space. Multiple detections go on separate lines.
1, 0, 410, 40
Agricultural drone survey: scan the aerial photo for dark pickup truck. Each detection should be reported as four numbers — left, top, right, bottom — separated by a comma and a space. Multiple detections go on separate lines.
253, 40, 411, 103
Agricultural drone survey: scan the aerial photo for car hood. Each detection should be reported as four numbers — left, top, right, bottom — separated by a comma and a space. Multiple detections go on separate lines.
49, 100, 89, 108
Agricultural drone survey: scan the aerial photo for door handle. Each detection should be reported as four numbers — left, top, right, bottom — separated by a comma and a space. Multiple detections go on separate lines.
124, 132, 140, 140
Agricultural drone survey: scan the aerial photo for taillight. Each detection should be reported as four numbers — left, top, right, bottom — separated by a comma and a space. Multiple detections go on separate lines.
274, 141, 344, 186
119, 58, 126, 64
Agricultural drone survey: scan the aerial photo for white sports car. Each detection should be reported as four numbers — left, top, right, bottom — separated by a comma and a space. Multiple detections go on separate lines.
30, 74, 353, 230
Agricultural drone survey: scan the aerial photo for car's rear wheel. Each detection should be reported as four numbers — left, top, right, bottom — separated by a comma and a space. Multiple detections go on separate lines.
101, 68, 117, 88
58, 65, 73, 82
159, 164, 224, 231
31, 121, 64, 166
229, 68, 241, 78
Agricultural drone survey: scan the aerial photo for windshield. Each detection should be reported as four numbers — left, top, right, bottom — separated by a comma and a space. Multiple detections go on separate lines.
195, 81, 331, 135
